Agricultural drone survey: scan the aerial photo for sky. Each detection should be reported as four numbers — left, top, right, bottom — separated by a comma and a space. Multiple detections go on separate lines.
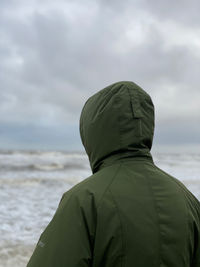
0, 0, 200, 152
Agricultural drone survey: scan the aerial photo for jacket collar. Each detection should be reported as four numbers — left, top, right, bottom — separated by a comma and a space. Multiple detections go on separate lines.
93, 148, 154, 174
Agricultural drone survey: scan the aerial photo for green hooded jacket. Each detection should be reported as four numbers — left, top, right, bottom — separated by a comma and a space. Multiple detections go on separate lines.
27, 81, 200, 267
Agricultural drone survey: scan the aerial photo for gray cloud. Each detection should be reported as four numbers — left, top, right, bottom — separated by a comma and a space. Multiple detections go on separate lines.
0, 0, 200, 150
143, 0, 200, 27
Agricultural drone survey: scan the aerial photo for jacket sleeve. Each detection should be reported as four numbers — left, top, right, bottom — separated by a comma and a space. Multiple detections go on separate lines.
191, 200, 200, 267
26, 188, 95, 267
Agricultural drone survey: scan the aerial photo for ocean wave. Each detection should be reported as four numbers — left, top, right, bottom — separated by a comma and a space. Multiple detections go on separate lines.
0, 241, 34, 267
0, 162, 87, 172
0, 173, 88, 186
0, 149, 86, 156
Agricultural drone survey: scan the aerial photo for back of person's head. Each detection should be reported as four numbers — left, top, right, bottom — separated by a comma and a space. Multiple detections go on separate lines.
79, 81, 155, 173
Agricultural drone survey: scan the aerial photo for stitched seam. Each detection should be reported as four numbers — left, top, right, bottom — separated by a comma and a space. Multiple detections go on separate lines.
145, 174, 162, 266
96, 163, 122, 210
108, 188, 125, 267
154, 164, 200, 206
126, 86, 135, 118
154, 164, 200, 220
126, 86, 142, 137
97, 84, 124, 115
153, 164, 193, 266
117, 86, 124, 151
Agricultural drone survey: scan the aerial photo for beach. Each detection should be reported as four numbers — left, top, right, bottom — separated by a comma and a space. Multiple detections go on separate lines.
0, 149, 200, 267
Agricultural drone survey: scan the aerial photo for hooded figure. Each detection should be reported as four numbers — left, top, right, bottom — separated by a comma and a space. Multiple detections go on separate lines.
27, 81, 200, 267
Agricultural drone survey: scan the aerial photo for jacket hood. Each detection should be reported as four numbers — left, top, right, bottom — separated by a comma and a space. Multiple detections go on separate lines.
79, 81, 155, 174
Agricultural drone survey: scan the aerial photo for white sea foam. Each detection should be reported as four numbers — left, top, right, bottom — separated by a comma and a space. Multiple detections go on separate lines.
0, 149, 199, 267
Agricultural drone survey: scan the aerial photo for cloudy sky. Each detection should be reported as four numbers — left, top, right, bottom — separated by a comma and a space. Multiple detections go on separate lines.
0, 0, 200, 152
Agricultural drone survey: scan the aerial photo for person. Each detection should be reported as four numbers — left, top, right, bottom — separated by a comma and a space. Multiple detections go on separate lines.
26, 81, 200, 267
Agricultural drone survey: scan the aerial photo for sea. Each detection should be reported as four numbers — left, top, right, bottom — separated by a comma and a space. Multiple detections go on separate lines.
0, 148, 200, 267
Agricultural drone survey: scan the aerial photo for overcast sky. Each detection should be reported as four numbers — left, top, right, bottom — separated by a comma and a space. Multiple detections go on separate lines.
0, 0, 200, 152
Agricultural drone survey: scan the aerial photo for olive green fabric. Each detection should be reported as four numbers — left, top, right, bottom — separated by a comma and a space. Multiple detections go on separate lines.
27, 81, 200, 267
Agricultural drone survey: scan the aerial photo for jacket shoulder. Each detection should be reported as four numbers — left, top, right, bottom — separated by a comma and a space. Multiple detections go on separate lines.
60, 162, 121, 208
153, 164, 200, 218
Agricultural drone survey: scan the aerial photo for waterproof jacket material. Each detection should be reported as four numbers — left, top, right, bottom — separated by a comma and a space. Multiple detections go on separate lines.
27, 81, 200, 267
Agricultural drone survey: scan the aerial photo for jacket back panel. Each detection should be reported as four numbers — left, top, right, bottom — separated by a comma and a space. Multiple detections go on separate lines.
92, 159, 196, 267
